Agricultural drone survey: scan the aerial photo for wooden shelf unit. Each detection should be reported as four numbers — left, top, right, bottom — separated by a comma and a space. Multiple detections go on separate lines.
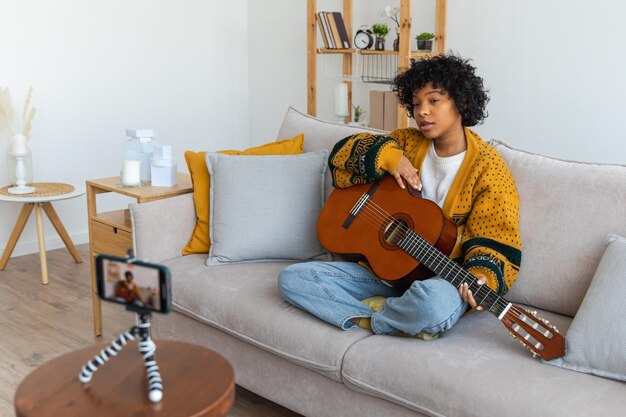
86, 173, 193, 336
307, 0, 447, 128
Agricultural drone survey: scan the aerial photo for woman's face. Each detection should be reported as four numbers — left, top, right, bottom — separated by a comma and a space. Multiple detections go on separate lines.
412, 82, 463, 142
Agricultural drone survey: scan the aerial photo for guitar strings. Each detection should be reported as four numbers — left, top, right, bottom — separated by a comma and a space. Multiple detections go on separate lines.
354, 201, 492, 295
356, 205, 508, 313
357, 202, 511, 314
351, 199, 511, 314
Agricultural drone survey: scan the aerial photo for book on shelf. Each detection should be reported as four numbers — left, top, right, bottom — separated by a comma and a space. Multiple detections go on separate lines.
325, 11, 343, 49
330, 12, 351, 49
316, 12, 330, 49
320, 12, 336, 48
316, 11, 350, 50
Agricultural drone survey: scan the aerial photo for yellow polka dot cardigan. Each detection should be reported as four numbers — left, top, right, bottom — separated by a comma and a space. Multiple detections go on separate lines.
329, 127, 522, 295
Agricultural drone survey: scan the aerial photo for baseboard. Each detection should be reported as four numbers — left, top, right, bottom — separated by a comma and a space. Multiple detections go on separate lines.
4, 232, 90, 258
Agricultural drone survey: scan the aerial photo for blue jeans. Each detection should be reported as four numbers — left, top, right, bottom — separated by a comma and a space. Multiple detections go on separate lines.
278, 261, 468, 336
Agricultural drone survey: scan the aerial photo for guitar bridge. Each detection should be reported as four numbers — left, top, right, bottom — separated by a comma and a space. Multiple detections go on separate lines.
342, 182, 380, 229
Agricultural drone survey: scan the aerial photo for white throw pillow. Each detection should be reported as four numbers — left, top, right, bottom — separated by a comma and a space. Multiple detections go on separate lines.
205, 151, 329, 266
543, 234, 626, 381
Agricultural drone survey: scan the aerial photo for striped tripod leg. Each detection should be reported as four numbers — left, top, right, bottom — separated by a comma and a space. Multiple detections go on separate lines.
139, 337, 163, 402
136, 312, 162, 402
78, 331, 136, 383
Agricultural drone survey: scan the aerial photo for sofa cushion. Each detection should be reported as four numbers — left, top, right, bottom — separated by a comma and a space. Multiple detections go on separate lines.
182, 134, 304, 255
130, 194, 196, 263
492, 140, 626, 317
545, 234, 626, 381
205, 151, 329, 266
276, 107, 386, 199
342, 309, 626, 417
163, 254, 371, 382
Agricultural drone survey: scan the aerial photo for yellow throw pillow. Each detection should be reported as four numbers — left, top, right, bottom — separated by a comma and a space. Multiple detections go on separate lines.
182, 134, 304, 255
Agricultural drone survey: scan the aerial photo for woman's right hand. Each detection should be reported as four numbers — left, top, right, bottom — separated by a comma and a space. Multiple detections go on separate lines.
390, 155, 421, 190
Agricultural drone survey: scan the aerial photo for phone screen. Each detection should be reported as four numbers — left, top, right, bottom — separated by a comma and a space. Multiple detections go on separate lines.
101, 258, 162, 311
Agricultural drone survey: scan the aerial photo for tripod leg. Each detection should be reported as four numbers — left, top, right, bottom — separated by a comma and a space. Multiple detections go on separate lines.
136, 312, 163, 402
139, 338, 163, 402
78, 331, 135, 383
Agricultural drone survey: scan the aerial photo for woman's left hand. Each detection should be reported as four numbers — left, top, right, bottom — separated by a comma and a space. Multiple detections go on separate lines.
459, 278, 486, 311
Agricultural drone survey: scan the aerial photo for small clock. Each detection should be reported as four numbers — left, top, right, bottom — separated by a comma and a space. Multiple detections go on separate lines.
354, 29, 374, 50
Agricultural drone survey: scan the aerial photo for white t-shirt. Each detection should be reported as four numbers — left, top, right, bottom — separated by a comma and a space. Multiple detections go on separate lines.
420, 141, 466, 208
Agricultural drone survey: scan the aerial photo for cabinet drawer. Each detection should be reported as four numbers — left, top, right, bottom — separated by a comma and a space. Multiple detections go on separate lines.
91, 221, 132, 257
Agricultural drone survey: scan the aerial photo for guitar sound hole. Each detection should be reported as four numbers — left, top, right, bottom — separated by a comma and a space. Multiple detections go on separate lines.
379, 213, 413, 251
383, 219, 408, 246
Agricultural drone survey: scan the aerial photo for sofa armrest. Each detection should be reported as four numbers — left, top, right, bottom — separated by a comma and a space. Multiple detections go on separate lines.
129, 194, 196, 263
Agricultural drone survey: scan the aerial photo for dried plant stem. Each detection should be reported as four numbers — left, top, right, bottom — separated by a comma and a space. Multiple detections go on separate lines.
23, 107, 37, 138
22, 86, 33, 125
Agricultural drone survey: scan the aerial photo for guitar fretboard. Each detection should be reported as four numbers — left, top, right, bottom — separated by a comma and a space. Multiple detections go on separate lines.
398, 230, 508, 317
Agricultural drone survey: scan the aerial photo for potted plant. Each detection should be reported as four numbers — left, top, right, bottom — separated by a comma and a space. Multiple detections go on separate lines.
371, 23, 390, 51
416, 32, 434, 51
353, 104, 366, 124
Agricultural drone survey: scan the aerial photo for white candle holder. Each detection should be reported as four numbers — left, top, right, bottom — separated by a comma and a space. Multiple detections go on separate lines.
8, 151, 35, 195
334, 82, 349, 124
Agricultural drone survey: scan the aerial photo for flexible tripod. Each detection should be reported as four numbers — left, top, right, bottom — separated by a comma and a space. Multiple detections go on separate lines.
78, 308, 164, 403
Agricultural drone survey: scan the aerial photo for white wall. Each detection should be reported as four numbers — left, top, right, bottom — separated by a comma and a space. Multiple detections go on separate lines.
247, 0, 307, 144
0, 0, 248, 257
449, 0, 626, 163
248, 0, 626, 164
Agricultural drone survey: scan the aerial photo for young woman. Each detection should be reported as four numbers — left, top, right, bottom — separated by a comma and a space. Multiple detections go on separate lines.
278, 54, 521, 338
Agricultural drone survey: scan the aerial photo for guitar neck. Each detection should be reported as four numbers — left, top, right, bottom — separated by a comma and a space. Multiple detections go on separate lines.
398, 230, 509, 317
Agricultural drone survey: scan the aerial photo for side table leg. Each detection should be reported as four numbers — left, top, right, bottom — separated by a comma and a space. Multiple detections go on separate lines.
34, 203, 49, 285
90, 256, 103, 336
42, 202, 83, 263
0, 203, 34, 270
86, 183, 103, 337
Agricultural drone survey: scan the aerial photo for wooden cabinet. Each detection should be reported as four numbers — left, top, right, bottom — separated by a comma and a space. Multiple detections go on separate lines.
90, 215, 133, 257
307, 0, 447, 128
86, 173, 193, 336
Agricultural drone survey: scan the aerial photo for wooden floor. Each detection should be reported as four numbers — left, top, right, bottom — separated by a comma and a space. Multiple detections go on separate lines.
0, 244, 301, 417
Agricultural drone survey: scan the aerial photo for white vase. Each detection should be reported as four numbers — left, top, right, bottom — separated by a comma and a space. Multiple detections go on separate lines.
6, 144, 33, 186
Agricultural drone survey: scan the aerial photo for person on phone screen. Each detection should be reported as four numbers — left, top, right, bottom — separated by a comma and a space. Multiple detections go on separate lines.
115, 271, 143, 306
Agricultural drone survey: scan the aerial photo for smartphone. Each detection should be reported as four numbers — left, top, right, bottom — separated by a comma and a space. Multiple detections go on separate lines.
95, 254, 171, 314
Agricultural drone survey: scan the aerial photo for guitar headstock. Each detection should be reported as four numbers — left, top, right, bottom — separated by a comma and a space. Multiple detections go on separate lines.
500, 305, 565, 361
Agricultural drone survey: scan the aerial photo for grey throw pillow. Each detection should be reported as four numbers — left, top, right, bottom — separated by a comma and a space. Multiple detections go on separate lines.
543, 234, 626, 381
205, 151, 329, 266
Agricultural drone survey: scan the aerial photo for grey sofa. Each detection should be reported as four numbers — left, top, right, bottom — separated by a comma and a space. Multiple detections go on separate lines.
130, 107, 626, 417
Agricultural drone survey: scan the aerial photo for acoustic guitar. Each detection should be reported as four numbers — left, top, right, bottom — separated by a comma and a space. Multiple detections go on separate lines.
317, 175, 565, 361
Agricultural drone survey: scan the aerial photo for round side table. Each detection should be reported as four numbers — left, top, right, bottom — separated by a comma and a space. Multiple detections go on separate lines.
14, 340, 235, 417
0, 183, 85, 284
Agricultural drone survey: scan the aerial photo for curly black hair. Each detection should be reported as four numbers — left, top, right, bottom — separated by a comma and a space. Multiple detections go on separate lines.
392, 53, 489, 126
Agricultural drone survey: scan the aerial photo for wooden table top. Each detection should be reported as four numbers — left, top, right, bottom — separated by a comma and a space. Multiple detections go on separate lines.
14, 339, 235, 417
0, 182, 85, 203
86, 173, 193, 203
